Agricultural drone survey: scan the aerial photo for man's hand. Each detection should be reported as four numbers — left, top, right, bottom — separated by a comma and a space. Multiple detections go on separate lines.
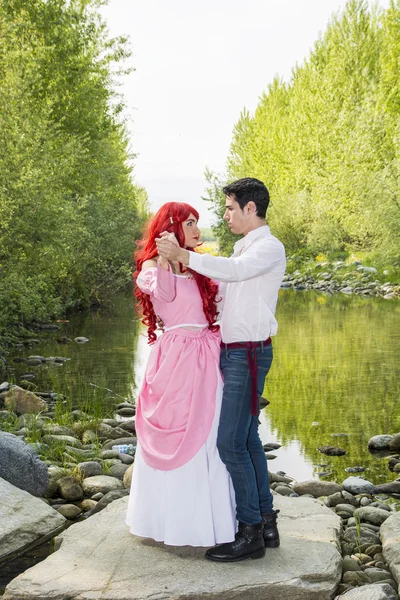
156, 238, 190, 265
158, 231, 179, 246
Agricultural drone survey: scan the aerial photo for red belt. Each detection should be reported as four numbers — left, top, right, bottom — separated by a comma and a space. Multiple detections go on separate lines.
220, 338, 272, 416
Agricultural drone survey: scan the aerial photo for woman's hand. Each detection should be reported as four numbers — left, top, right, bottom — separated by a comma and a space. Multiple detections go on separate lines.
158, 231, 179, 246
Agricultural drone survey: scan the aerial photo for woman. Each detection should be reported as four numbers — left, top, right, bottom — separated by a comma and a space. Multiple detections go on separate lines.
126, 202, 236, 547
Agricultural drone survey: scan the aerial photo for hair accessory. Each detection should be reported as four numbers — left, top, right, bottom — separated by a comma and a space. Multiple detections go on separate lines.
170, 217, 174, 224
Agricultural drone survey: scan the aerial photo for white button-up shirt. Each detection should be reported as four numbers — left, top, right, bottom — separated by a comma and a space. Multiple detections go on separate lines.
189, 225, 286, 343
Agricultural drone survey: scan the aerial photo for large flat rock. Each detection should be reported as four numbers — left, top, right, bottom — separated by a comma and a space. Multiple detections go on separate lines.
4, 495, 342, 600
381, 512, 400, 585
0, 477, 66, 564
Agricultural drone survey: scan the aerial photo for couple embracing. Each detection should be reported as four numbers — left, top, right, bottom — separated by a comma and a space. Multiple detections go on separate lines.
125, 177, 286, 562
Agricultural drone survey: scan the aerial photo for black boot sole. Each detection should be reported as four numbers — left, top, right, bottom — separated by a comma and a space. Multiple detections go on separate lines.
205, 548, 266, 562
264, 538, 280, 548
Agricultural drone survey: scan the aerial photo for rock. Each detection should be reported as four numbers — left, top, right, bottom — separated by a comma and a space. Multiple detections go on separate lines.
388, 434, 400, 452
100, 449, 120, 459
335, 504, 356, 516
380, 513, 400, 587
342, 476, 375, 495
77, 461, 102, 477
354, 507, 392, 526
123, 463, 134, 489
343, 526, 381, 547
82, 475, 124, 496
74, 337, 89, 344
345, 466, 366, 473
3, 495, 342, 600
365, 545, 383, 557
263, 442, 282, 451
41, 435, 83, 449
342, 570, 372, 585
360, 496, 374, 507
91, 492, 104, 501
370, 502, 392, 512
116, 402, 136, 410
3, 387, 48, 415
368, 435, 394, 451
326, 492, 345, 507
373, 482, 400, 496
82, 429, 98, 444
85, 489, 130, 516
109, 463, 130, 480
28, 355, 46, 363
268, 472, 294, 484
342, 491, 359, 507
274, 485, 293, 496
79, 499, 97, 512
117, 407, 136, 417
342, 556, 362, 571
0, 432, 49, 496
0, 381, 10, 392
0, 477, 66, 563
102, 436, 137, 450
57, 477, 84, 501
336, 583, 398, 599
317, 445, 347, 456
102, 418, 119, 427
26, 358, 44, 366
352, 552, 373, 564
293, 479, 342, 497
337, 584, 355, 595
364, 568, 394, 583
97, 423, 132, 440
118, 453, 134, 465
42, 424, 74, 437
56, 504, 82, 519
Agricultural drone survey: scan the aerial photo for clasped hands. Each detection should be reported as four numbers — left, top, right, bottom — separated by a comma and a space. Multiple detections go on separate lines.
156, 232, 185, 263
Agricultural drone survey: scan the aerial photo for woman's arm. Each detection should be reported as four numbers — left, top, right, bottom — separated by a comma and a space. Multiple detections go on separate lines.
137, 258, 176, 302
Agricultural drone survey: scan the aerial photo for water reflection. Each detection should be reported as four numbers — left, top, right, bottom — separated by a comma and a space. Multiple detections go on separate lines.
263, 290, 400, 484
6, 288, 400, 485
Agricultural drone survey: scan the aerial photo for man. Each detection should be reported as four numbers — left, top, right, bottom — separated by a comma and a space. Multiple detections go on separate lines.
156, 177, 286, 562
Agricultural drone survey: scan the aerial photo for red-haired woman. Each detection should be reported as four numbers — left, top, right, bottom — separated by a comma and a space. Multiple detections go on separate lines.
125, 202, 236, 547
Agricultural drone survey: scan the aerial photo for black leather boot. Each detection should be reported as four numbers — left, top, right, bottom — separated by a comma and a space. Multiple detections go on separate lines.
262, 509, 280, 548
205, 521, 265, 562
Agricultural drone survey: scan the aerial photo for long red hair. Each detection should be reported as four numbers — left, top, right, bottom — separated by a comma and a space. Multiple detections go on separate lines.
134, 202, 220, 344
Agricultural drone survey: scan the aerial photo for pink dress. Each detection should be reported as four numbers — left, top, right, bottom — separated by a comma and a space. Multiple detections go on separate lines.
125, 265, 236, 546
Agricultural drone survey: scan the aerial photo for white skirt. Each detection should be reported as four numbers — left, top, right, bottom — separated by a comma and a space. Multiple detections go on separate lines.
125, 369, 237, 547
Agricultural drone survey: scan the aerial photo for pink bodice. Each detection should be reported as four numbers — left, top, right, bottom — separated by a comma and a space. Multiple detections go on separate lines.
136, 266, 208, 331
135, 264, 220, 470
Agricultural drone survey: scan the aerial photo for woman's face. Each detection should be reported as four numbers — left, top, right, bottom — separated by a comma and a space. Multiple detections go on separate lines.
182, 213, 200, 248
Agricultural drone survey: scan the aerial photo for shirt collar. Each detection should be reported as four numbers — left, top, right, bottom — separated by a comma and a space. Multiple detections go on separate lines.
233, 225, 271, 253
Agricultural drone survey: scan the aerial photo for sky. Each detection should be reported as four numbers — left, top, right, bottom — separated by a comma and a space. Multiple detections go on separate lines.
101, 0, 390, 226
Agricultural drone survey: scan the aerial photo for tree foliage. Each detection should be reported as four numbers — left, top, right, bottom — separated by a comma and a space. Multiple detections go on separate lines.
0, 0, 148, 332
206, 0, 400, 264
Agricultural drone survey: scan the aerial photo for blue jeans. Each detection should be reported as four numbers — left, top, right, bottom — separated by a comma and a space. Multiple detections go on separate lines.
218, 343, 274, 525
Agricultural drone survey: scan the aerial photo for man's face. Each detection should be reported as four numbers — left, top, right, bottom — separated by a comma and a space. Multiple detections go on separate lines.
223, 195, 249, 235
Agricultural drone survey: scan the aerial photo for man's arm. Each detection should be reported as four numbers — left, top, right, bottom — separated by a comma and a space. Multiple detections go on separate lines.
155, 238, 285, 282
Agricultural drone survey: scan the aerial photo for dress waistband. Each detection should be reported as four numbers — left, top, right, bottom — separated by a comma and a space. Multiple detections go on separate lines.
220, 338, 271, 417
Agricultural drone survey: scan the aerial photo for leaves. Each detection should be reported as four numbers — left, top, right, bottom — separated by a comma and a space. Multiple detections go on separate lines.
206, 0, 400, 264
0, 0, 148, 331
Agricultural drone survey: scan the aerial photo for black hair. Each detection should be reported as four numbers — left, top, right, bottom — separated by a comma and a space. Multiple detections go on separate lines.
223, 177, 270, 218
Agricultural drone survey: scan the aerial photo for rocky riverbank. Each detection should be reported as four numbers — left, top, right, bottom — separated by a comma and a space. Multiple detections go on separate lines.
282, 257, 400, 299
1, 379, 400, 598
